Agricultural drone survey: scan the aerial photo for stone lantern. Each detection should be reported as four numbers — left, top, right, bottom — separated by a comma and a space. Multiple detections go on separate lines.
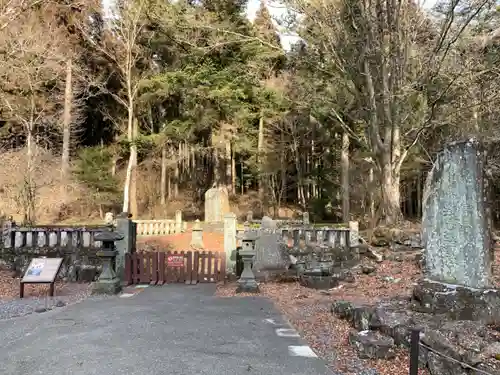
236, 231, 260, 293
92, 231, 124, 295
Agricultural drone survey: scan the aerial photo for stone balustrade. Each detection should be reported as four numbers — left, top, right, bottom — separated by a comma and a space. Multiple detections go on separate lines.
134, 210, 187, 236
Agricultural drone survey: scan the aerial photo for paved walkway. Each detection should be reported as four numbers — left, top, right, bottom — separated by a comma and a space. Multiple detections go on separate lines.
0, 285, 335, 375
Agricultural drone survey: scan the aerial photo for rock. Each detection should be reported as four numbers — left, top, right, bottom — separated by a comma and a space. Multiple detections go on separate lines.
391, 243, 415, 252
381, 276, 401, 283
55, 300, 66, 307
412, 279, 500, 324
299, 275, 339, 290
358, 369, 380, 375
421, 320, 490, 367
362, 264, 376, 274
352, 304, 376, 330
367, 247, 384, 263
78, 265, 98, 282
35, 307, 47, 313
331, 300, 355, 319
331, 269, 356, 284
369, 306, 414, 346
427, 352, 468, 375
471, 361, 500, 375
348, 330, 395, 359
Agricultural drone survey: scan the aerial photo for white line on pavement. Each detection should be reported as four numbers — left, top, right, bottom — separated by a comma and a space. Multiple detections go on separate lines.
288, 345, 318, 358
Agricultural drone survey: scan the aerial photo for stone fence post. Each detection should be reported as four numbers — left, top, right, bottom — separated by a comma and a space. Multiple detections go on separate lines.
224, 213, 237, 274
303, 212, 310, 225
348, 221, 359, 247
115, 213, 135, 285
175, 210, 182, 233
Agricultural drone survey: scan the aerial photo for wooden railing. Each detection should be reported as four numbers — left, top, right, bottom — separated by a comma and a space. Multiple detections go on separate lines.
125, 250, 225, 285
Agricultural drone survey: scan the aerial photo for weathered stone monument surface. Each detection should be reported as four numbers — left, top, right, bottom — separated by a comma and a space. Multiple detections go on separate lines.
204, 187, 230, 223
421, 139, 491, 288
415, 139, 500, 323
253, 216, 290, 280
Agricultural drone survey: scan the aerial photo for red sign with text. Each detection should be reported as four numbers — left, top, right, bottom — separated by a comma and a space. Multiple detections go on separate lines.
167, 255, 184, 267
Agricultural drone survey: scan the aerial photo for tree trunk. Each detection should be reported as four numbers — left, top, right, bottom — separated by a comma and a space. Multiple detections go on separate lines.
160, 144, 167, 205
225, 141, 232, 193
280, 130, 287, 206
379, 159, 402, 225
61, 58, 72, 183
129, 118, 139, 218
174, 144, 179, 198
231, 144, 236, 193
368, 163, 375, 220
341, 130, 350, 222
257, 114, 265, 200
122, 100, 135, 213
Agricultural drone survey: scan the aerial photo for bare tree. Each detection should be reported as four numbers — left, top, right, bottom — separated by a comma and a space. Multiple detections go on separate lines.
77, 0, 150, 217
0, 10, 67, 223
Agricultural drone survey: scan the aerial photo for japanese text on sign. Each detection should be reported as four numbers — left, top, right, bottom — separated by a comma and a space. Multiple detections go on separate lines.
167, 255, 184, 267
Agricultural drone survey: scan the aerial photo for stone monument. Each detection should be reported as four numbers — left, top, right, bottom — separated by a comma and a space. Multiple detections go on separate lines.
204, 186, 230, 223
421, 139, 491, 288
413, 139, 500, 324
253, 216, 290, 280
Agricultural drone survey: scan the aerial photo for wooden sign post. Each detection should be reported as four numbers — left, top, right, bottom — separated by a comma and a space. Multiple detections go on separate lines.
20, 258, 63, 298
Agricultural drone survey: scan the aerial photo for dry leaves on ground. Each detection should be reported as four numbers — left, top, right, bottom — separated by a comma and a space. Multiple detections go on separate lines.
216, 260, 428, 375
0, 270, 84, 300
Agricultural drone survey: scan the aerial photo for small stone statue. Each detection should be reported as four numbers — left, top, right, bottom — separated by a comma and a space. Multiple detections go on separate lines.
104, 212, 115, 226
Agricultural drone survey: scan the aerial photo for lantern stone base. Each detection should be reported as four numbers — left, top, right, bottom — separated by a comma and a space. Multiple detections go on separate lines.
236, 280, 260, 293
91, 278, 122, 295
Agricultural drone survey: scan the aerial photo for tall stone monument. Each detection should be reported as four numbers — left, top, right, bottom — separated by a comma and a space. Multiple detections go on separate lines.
204, 187, 230, 223
414, 139, 499, 323
421, 139, 491, 288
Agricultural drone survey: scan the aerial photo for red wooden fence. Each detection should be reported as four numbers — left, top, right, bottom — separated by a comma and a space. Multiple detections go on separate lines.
125, 251, 226, 285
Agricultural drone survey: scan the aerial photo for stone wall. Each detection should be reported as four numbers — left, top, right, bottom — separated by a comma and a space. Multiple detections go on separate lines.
0, 226, 109, 282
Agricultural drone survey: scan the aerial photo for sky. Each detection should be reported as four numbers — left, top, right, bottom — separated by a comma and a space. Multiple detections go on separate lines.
245, 0, 439, 50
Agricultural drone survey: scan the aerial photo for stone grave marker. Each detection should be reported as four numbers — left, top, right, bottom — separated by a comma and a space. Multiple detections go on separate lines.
204, 187, 230, 223
253, 216, 290, 279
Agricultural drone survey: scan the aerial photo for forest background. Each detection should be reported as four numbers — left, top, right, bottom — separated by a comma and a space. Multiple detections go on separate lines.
1, 0, 499, 227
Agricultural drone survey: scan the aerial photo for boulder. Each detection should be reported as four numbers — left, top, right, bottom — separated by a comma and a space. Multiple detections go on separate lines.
348, 330, 395, 359
331, 300, 375, 331
412, 279, 500, 324
362, 264, 377, 274
299, 275, 339, 290
421, 320, 500, 375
